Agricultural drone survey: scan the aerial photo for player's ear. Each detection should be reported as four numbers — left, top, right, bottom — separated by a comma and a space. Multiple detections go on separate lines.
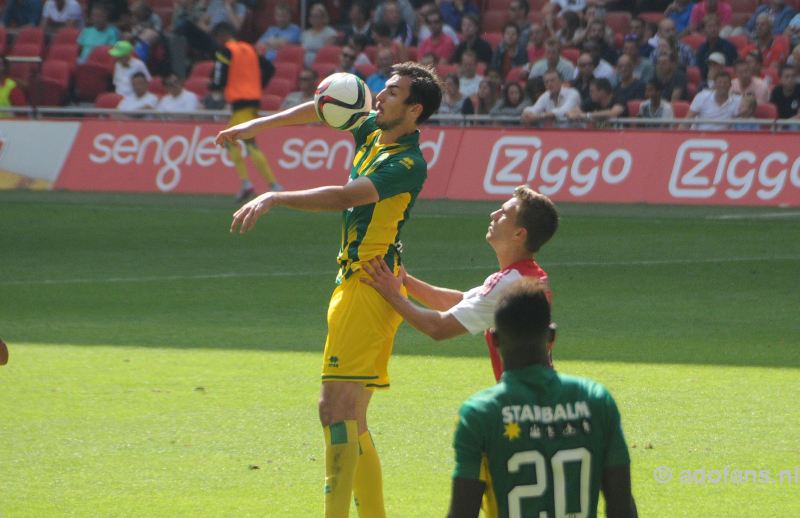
408, 102, 423, 121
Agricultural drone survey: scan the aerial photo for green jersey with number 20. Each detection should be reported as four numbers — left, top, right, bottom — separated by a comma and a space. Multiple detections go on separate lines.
452, 364, 631, 518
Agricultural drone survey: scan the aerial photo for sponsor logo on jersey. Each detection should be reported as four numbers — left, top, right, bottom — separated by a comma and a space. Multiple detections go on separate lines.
502, 401, 591, 424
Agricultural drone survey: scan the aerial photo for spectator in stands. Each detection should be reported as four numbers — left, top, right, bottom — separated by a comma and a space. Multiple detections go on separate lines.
110, 40, 151, 97
127, 0, 165, 72
745, 0, 796, 37
156, 73, 200, 112
696, 14, 737, 80
78, 4, 119, 63
580, 41, 616, 84
733, 92, 760, 129
118, 72, 158, 113
439, 0, 478, 34
689, 0, 734, 35
509, 0, 531, 47
526, 23, 547, 64
490, 81, 531, 116
282, 68, 317, 109
87, 0, 129, 27
574, 5, 616, 49
555, 11, 583, 49
40, 0, 83, 32
342, 1, 373, 47
568, 77, 626, 125
255, 3, 300, 62
655, 51, 688, 101
3, 0, 41, 27
639, 79, 674, 118
623, 34, 655, 83
366, 47, 393, 94
649, 18, 695, 69
770, 64, 800, 118
371, 21, 407, 62
664, 0, 694, 35
172, 0, 248, 60
418, 9, 456, 64
547, 0, 587, 16
522, 68, 581, 124
786, 43, 800, 71
0, 57, 26, 117
629, 17, 654, 58
347, 33, 373, 66
491, 23, 529, 79
573, 52, 597, 103
335, 44, 362, 77
583, 19, 618, 65
686, 69, 741, 129
525, 76, 545, 104
474, 78, 500, 115
615, 55, 646, 105
452, 13, 492, 66
732, 59, 770, 102
168, 0, 205, 75
458, 49, 483, 97
524, 37, 576, 81
203, 83, 226, 109
702, 51, 727, 89
438, 73, 474, 115
788, 13, 800, 48
742, 14, 790, 70
302, 3, 338, 67
376, 0, 413, 48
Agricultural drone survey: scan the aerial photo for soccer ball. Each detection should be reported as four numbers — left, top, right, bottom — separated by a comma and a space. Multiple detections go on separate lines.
314, 72, 372, 130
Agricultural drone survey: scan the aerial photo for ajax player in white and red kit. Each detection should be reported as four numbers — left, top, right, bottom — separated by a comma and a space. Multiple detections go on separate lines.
362, 186, 559, 380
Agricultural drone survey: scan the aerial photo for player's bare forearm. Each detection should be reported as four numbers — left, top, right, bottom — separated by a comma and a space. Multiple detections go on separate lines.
404, 273, 464, 311
215, 101, 319, 145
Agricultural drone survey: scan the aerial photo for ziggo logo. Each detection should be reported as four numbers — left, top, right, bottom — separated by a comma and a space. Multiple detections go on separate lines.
483, 136, 633, 196
89, 126, 240, 192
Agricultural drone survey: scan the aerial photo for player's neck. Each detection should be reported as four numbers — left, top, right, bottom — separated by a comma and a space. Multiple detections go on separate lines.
378, 123, 417, 145
502, 356, 549, 371
496, 248, 534, 270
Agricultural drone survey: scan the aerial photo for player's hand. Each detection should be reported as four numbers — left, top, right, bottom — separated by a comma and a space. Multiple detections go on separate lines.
360, 258, 404, 300
215, 121, 257, 146
230, 192, 276, 234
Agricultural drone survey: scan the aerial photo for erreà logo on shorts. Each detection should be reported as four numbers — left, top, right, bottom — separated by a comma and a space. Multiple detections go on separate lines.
328, 356, 339, 368
88, 126, 241, 192
483, 136, 632, 196
669, 138, 800, 200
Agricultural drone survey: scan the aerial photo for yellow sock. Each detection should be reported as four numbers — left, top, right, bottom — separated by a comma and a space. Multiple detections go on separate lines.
226, 143, 249, 181
324, 420, 359, 518
353, 431, 385, 518
246, 143, 277, 185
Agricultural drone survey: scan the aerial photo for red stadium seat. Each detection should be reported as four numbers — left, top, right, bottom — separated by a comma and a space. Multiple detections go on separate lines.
95, 92, 122, 108
482, 32, 503, 51
435, 63, 458, 79
275, 44, 304, 67
406, 46, 418, 61
12, 26, 44, 56
364, 45, 377, 63
189, 60, 215, 79
561, 47, 580, 64
506, 66, 525, 84
605, 12, 632, 35
52, 26, 80, 46
638, 12, 665, 25
183, 76, 210, 97
46, 43, 79, 74
40, 59, 70, 86
148, 76, 167, 95
481, 10, 509, 33
762, 67, 779, 87
74, 62, 113, 102
680, 33, 705, 51
273, 61, 300, 89
84, 45, 115, 70
627, 100, 641, 117
8, 43, 41, 57
672, 101, 691, 118
260, 92, 284, 111
727, 35, 749, 53
686, 66, 701, 87
729, 0, 758, 13
755, 102, 777, 119
356, 63, 376, 78
314, 44, 342, 66
0, 26, 6, 55
264, 77, 293, 97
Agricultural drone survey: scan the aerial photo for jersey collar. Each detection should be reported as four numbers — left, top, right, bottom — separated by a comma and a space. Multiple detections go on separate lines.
502, 363, 556, 386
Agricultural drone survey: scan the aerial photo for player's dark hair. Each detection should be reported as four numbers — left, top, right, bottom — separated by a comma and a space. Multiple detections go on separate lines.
392, 62, 443, 124
513, 186, 558, 253
494, 278, 551, 357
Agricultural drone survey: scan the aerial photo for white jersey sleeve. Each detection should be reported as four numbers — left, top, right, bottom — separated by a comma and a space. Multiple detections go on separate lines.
445, 269, 525, 335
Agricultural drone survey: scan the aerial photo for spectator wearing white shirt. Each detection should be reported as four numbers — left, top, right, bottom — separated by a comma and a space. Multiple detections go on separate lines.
686, 70, 742, 130
731, 59, 770, 103
576, 41, 616, 85
522, 69, 581, 124
156, 74, 200, 113
118, 72, 159, 114
40, 0, 83, 31
524, 37, 576, 81
110, 40, 151, 97
638, 80, 674, 119
282, 68, 317, 109
458, 50, 483, 98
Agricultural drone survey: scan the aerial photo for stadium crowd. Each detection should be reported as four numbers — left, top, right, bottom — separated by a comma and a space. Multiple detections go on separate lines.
2, 0, 800, 126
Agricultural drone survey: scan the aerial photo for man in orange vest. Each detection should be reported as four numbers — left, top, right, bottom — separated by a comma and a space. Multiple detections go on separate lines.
211, 22, 281, 202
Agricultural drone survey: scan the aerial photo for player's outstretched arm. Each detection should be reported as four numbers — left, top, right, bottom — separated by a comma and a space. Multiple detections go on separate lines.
361, 258, 468, 341
231, 176, 380, 234
215, 101, 319, 146
404, 272, 465, 311
602, 464, 638, 518
446, 477, 484, 518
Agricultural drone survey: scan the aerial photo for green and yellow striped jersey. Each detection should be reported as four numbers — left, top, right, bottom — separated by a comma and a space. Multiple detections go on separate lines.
336, 112, 427, 282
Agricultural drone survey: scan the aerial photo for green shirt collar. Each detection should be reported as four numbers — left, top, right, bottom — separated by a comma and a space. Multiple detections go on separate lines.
501, 363, 557, 386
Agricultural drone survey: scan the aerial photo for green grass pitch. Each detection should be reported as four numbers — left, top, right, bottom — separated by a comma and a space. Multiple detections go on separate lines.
0, 191, 798, 517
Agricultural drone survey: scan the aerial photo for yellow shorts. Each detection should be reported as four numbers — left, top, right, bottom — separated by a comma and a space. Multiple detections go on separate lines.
321, 269, 406, 390
229, 106, 259, 127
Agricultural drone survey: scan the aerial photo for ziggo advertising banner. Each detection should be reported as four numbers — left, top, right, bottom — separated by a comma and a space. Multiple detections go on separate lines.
5, 119, 799, 206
